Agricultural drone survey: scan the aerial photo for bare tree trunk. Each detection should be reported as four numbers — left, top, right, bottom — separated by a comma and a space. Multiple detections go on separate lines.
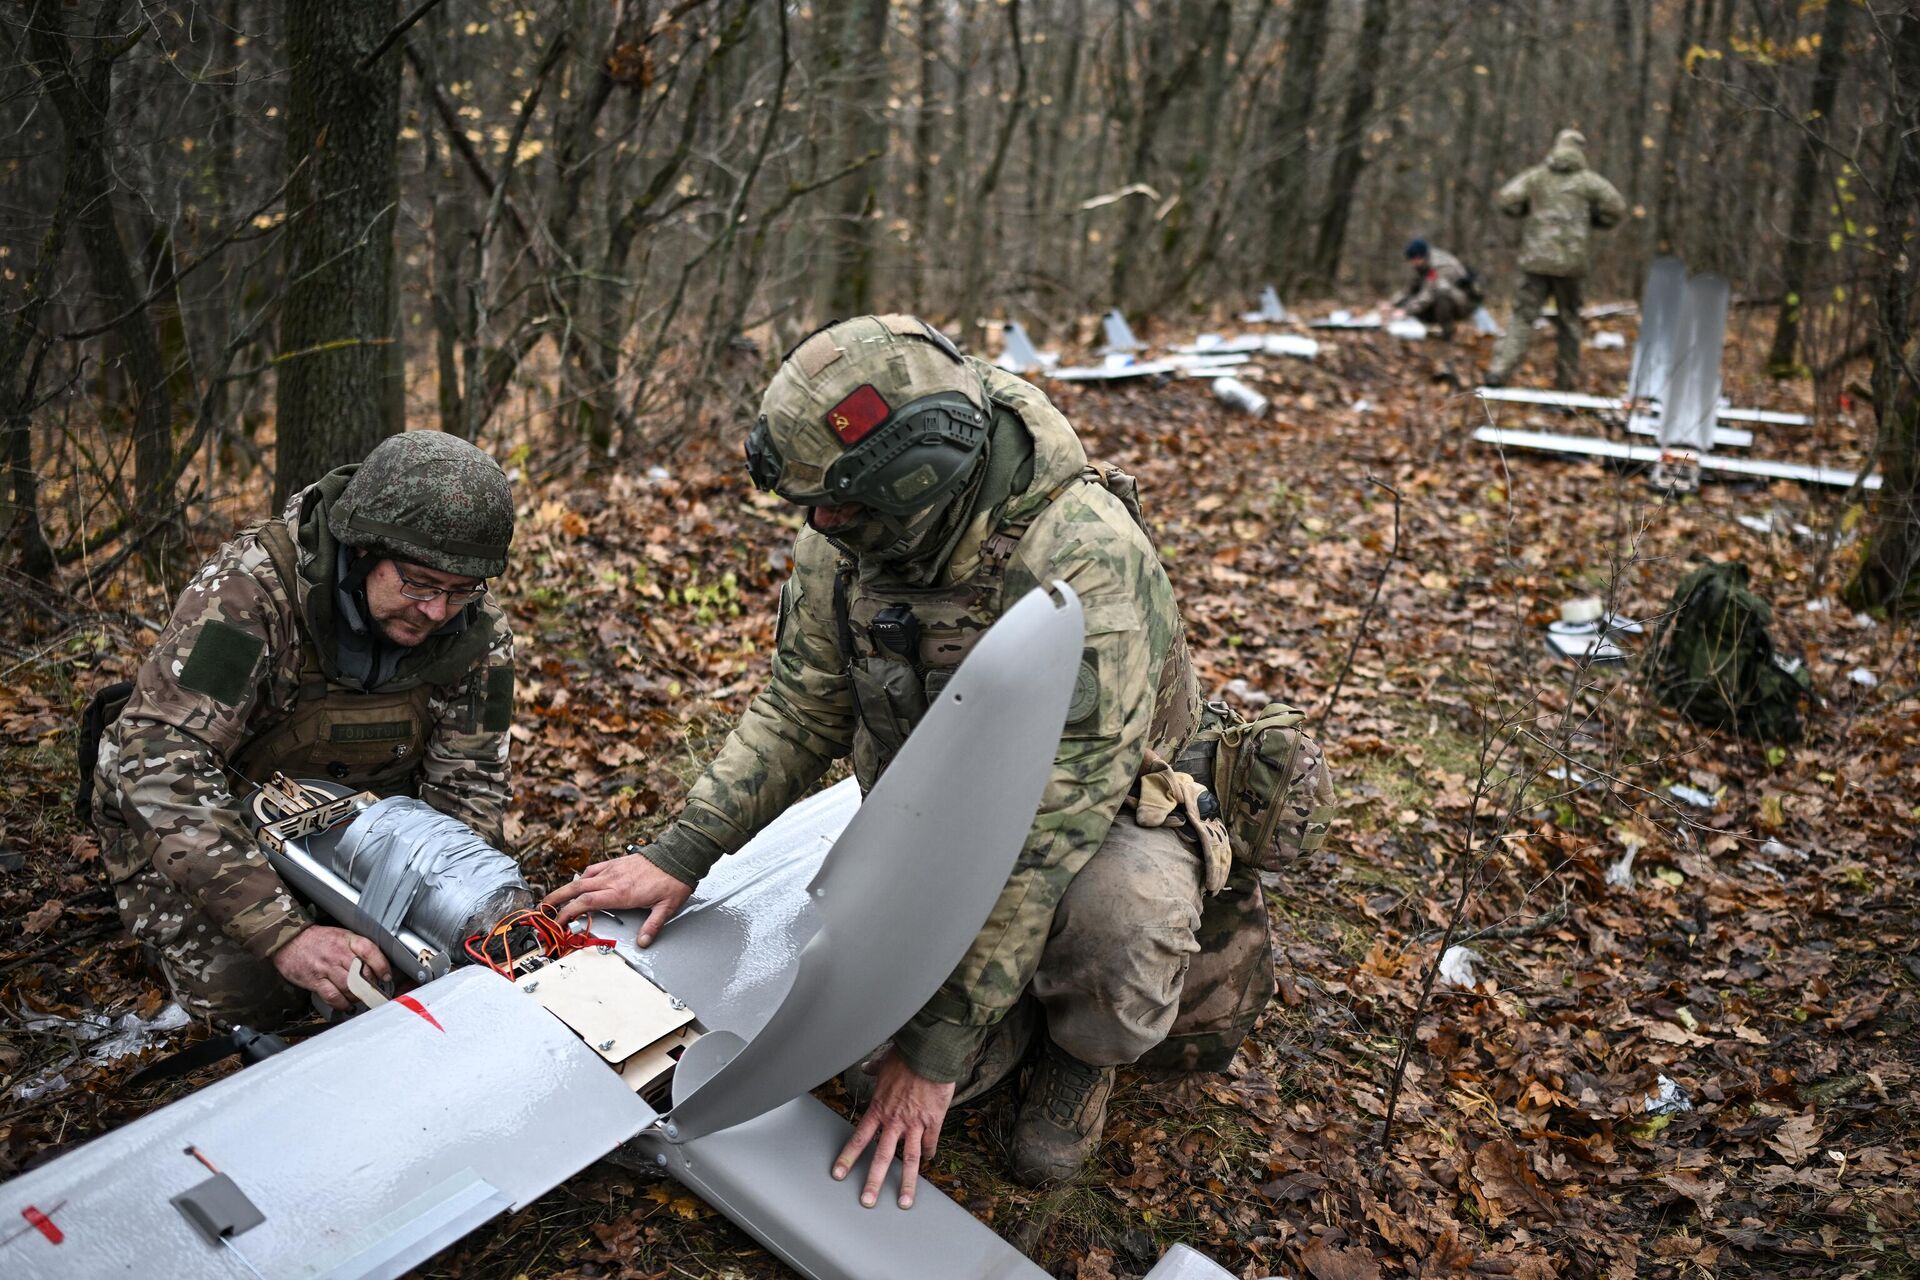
1845, 10, 1920, 618
1263, 0, 1331, 289
275, 1, 403, 505
1767, 0, 1852, 376
1653, 0, 1698, 256
1308, 0, 1391, 289
822, 0, 890, 318
28, 0, 176, 538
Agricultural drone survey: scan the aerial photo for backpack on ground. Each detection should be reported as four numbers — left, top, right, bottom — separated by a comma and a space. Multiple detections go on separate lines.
1645, 560, 1813, 742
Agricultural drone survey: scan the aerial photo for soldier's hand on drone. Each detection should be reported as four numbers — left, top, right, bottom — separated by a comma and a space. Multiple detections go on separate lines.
272, 925, 392, 1011
832, 1050, 955, 1210
542, 852, 694, 946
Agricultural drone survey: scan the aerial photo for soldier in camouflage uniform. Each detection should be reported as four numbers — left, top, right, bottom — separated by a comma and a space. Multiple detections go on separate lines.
1485, 129, 1627, 389
90, 433, 518, 1025
547, 316, 1331, 1200
1391, 239, 1477, 340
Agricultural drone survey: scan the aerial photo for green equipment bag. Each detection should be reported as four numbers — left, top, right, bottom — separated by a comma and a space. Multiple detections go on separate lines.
1174, 701, 1334, 871
1646, 560, 1813, 742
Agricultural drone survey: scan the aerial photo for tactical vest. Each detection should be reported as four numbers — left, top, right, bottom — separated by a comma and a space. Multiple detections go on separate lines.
835, 463, 1198, 791
228, 521, 462, 794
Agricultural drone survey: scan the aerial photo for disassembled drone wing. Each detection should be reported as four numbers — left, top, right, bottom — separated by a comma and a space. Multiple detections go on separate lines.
0, 585, 1238, 1280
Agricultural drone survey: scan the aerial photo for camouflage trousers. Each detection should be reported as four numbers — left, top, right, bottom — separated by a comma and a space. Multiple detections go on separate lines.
106, 833, 304, 1027
1022, 817, 1273, 1074
1488, 272, 1585, 388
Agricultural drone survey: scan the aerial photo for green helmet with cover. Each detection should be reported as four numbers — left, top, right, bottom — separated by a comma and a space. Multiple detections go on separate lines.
745, 315, 990, 558
329, 431, 515, 578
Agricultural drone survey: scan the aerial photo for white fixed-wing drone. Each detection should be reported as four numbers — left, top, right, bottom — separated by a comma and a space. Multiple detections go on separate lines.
0, 585, 1237, 1280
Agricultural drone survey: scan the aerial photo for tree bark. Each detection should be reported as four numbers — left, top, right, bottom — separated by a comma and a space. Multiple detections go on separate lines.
1263, 0, 1331, 289
275, 1, 403, 506
27, 0, 176, 537
821, 0, 890, 319
1845, 9, 1920, 617
1767, 0, 1852, 376
1308, 0, 1391, 289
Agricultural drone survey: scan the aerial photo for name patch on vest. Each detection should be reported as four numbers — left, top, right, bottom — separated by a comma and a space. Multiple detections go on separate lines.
331, 721, 415, 743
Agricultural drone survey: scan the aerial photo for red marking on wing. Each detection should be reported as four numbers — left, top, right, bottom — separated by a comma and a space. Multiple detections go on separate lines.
23, 1206, 63, 1245
825, 384, 891, 444
395, 994, 444, 1032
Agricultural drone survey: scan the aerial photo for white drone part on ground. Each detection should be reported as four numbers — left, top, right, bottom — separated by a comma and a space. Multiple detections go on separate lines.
1239, 286, 1289, 323
1099, 309, 1146, 354
0, 585, 1240, 1280
994, 321, 1059, 375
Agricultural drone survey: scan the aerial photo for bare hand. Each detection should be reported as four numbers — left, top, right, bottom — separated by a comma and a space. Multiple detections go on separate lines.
832, 1050, 955, 1209
271, 926, 392, 1011
542, 852, 694, 946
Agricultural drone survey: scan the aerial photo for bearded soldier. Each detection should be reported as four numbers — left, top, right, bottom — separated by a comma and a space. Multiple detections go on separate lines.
548, 316, 1331, 1202
88, 432, 518, 1025
1483, 129, 1627, 389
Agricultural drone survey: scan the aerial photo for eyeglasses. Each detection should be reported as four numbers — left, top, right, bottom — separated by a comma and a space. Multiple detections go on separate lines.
393, 565, 488, 607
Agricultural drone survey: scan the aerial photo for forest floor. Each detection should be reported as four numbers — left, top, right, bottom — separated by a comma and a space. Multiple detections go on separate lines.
0, 306, 1914, 1280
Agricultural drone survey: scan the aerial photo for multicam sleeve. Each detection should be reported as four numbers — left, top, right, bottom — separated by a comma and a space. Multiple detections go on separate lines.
112, 541, 310, 960
419, 608, 515, 848
891, 500, 1173, 1083
1587, 172, 1627, 230
641, 528, 857, 886
1496, 168, 1533, 218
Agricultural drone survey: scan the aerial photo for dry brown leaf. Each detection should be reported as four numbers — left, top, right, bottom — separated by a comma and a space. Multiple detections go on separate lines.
21, 898, 63, 935
1075, 1247, 1118, 1280
1301, 1238, 1383, 1280
1660, 1171, 1728, 1219
1767, 1110, 1823, 1166
1472, 1138, 1560, 1225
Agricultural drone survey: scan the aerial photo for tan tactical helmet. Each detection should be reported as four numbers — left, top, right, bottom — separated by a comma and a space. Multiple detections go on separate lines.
745, 315, 990, 520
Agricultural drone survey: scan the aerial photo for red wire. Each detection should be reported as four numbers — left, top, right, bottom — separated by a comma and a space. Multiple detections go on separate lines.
462, 905, 615, 978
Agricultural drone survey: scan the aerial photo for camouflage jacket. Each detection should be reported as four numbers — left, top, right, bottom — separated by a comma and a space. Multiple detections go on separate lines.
1497, 131, 1626, 278
645, 363, 1195, 1082
1395, 246, 1474, 313
93, 470, 516, 961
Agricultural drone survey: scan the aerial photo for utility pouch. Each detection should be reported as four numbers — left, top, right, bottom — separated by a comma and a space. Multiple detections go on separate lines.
1176, 700, 1333, 871
1129, 748, 1232, 894
847, 656, 927, 760
76, 680, 136, 825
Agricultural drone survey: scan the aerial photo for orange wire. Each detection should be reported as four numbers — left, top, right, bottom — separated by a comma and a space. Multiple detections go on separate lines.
462, 904, 615, 977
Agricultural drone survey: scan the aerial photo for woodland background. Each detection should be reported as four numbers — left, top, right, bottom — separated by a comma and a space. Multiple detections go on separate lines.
0, 2, 1917, 1279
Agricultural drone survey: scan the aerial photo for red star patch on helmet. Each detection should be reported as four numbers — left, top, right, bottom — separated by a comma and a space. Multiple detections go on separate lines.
825, 384, 891, 444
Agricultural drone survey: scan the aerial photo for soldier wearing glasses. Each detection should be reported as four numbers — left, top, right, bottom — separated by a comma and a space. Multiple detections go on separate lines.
88, 432, 518, 1024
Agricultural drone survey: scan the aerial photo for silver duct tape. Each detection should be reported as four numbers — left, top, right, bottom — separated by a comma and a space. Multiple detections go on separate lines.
330, 798, 533, 957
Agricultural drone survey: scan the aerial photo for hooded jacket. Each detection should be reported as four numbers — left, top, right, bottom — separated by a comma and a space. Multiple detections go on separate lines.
1496, 130, 1627, 278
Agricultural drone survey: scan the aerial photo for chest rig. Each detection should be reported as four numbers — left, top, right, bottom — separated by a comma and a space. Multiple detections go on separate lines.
834, 463, 1196, 792
230, 521, 459, 795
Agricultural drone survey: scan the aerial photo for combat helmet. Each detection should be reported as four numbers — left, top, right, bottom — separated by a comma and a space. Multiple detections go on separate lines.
330, 432, 515, 578
745, 315, 990, 558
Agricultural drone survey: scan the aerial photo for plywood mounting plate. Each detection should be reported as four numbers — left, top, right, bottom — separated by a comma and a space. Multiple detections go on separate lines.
520, 950, 694, 1064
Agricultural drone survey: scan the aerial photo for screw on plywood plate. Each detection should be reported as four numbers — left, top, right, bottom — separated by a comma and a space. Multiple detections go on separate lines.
523, 981, 539, 993
668, 997, 687, 1010
598, 1039, 617, 1052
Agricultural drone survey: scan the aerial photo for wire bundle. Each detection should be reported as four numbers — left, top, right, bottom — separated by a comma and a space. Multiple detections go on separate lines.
462, 905, 615, 977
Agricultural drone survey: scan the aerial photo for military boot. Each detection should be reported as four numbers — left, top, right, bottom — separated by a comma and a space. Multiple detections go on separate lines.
1009, 1040, 1114, 1186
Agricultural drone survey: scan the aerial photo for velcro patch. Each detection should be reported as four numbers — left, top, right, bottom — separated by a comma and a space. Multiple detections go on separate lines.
331, 721, 413, 743
1067, 652, 1101, 725
178, 620, 264, 708
483, 666, 515, 732
825, 384, 891, 444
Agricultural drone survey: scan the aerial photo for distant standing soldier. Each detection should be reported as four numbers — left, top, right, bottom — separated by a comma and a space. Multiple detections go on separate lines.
1484, 129, 1627, 388
548, 315, 1333, 1199
1390, 239, 1479, 340
86, 433, 519, 1026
